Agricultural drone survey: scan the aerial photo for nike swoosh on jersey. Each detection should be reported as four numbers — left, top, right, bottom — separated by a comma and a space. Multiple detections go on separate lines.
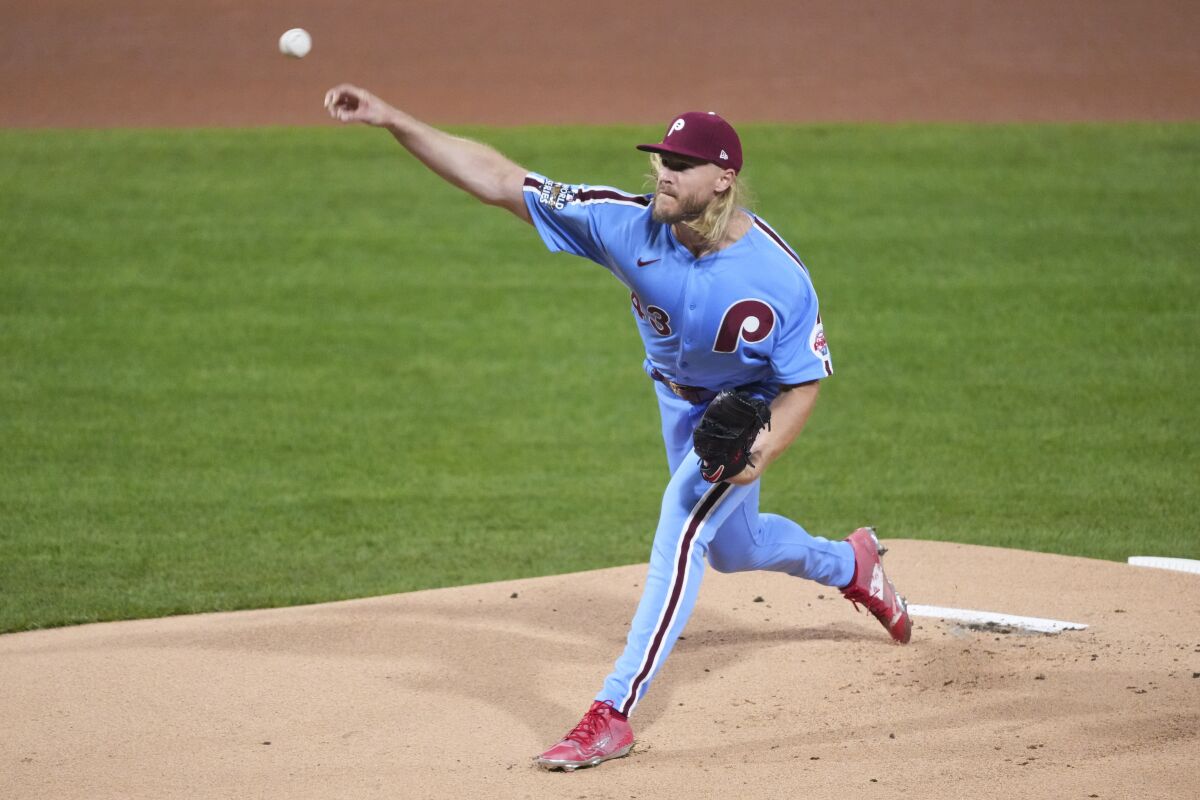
636, 257, 661, 267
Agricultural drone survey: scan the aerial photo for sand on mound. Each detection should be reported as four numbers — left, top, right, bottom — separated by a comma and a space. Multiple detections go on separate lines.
1, 540, 1196, 799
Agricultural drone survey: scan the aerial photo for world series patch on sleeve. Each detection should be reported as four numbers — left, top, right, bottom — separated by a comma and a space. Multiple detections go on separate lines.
538, 180, 578, 210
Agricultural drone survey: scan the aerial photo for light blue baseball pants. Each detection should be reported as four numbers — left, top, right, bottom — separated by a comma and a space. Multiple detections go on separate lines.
598, 381, 856, 717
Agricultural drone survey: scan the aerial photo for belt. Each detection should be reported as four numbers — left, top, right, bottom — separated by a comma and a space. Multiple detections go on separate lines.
650, 368, 718, 405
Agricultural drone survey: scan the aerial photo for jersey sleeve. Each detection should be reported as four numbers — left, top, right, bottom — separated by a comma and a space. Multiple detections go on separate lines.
522, 173, 634, 267
770, 278, 834, 384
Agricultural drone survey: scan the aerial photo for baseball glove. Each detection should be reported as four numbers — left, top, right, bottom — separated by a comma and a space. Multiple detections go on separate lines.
693, 390, 772, 483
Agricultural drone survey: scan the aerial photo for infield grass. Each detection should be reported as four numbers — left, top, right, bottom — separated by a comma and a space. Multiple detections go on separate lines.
1, 124, 1197, 631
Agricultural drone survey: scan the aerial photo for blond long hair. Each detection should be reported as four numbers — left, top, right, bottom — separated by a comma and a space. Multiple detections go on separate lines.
647, 154, 753, 247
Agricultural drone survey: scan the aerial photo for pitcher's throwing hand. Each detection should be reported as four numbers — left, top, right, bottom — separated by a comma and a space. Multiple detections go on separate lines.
325, 84, 391, 126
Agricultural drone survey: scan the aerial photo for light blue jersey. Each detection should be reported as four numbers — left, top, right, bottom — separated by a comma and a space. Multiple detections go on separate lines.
523, 173, 851, 717
523, 174, 832, 399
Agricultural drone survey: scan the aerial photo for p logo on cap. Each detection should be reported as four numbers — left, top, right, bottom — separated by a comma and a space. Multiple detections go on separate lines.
636, 111, 744, 173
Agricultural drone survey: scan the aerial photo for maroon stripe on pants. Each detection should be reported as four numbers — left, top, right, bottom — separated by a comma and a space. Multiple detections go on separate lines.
620, 482, 731, 717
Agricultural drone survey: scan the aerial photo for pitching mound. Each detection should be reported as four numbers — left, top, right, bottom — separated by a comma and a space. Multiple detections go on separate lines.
1, 540, 1195, 798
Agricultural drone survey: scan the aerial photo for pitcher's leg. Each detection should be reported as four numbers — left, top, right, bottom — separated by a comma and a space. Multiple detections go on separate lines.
598, 463, 753, 717
706, 486, 854, 587
749, 513, 854, 586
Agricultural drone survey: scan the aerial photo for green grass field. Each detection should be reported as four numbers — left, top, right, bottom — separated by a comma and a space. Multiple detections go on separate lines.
1, 124, 1197, 632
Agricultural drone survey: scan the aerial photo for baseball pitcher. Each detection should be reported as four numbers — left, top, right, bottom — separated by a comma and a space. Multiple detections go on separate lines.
325, 85, 912, 771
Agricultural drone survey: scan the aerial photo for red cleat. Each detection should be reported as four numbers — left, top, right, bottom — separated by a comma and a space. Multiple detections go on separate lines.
841, 527, 912, 644
535, 700, 635, 771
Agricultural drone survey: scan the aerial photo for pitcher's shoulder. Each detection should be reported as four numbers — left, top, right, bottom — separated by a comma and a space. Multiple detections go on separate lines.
746, 214, 812, 275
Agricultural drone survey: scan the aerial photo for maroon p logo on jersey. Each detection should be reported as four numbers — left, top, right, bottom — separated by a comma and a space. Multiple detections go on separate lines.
713, 299, 775, 353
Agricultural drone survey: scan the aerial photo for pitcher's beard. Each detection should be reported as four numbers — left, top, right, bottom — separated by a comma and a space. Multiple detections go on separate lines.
651, 192, 708, 225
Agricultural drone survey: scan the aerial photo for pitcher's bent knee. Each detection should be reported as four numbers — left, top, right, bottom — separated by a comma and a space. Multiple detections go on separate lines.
706, 544, 752, 574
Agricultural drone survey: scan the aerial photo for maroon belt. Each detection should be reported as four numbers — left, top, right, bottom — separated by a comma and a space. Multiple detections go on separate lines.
650, 368, 718, 405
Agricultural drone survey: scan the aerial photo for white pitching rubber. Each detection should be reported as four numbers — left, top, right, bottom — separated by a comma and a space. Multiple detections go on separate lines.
907, 604, 1088, 633
1127, 556, 1200, 575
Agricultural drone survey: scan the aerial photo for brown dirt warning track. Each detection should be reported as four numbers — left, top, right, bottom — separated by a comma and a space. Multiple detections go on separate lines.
2, 0, 1199, 127
2, 2, 1198, 798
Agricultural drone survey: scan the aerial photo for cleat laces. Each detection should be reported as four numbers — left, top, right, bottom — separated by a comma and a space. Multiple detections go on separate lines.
565, 701, 616, 745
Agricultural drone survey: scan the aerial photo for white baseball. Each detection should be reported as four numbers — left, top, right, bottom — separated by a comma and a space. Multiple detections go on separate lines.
279, 28, 312, 59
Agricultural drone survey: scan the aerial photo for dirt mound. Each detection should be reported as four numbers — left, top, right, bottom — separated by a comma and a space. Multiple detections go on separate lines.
2, 541, 1196, 798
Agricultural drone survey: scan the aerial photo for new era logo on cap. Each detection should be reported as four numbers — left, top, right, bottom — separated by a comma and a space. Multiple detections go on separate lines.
636, 111, 744, 172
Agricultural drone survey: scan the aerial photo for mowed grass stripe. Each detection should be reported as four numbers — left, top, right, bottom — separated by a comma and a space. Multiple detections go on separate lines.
1, 125, 1196, 631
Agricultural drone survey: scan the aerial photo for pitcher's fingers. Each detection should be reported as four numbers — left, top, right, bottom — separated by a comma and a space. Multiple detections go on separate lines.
324, 84, 357, 107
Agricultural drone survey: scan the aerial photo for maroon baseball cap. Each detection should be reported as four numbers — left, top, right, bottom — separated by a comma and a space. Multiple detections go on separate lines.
637, 111, 743, 173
